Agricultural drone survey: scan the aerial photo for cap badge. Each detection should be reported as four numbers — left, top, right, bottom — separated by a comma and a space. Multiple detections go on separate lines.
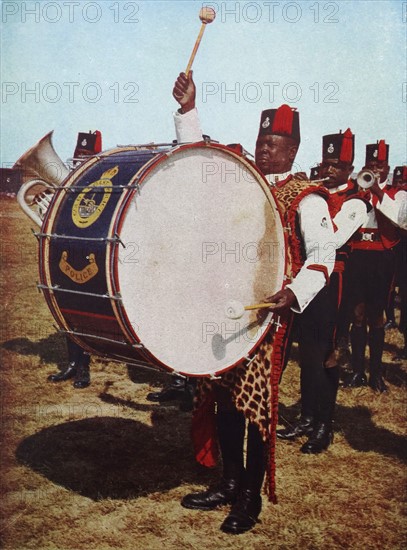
262, 117, 270, 129
373, 149, 378, 158
328, 143, 334, 154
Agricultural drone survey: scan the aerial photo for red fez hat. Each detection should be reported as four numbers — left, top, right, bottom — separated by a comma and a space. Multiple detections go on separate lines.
365, 140, 389, 164
322, 128, 354, 164
258, 105, 300, 143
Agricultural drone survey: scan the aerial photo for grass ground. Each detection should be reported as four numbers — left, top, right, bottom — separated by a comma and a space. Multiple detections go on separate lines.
1, 196, 406, 549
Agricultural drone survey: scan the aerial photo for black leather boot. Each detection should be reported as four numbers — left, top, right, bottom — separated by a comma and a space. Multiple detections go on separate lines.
147, 375, 186, 402
181, 476, 242, 510
301, 422, 333, 454
368, 327, 387, 393
220, 423, 265, 534
220, 423, 266, 535
47, 363, 77, 382
72, 353, 91, 389
276, 415, 314, 440
73, 364, 90, 389
344, 325, 367, 387
181, 409, 245, 511
220, 489, 262, 534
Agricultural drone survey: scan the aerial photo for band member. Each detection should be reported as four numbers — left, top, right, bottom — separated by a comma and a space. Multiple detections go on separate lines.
344, 141, 407, 392
172, 72, 334, 534
390, 166, 407, 359
277, 129, 369, 450
47, 338, 90, 389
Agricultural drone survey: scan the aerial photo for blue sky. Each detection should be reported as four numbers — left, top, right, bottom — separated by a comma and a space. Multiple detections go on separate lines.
1, 0, 406, 172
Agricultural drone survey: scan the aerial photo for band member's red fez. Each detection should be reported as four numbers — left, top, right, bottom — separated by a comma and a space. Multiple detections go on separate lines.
365, 139, 389, 164
258, 105, 300, 143
322, 128, 355, 164
392, 165, 407, 186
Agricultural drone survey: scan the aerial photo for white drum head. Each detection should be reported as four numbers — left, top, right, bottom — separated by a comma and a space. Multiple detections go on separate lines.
117, 145, 285, 376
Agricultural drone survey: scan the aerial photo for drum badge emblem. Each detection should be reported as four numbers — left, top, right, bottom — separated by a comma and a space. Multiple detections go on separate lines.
72, 165, 119, 228
59, 251, 99, 284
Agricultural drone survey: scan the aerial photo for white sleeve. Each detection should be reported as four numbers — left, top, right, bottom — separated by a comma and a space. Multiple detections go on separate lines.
333, 198, 368, 248
286, 193, 335, 313
173, 108, 203, 143
375, 190, 407, 230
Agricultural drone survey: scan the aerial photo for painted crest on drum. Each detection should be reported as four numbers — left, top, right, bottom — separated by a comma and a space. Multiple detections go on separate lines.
59, 251, 99, 284
71, 165, 118, 228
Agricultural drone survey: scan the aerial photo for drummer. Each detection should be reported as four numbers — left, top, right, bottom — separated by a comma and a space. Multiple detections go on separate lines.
171, 71, 335, 534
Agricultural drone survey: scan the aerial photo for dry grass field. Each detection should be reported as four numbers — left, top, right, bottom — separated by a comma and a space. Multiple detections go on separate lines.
1, 195, 406, 550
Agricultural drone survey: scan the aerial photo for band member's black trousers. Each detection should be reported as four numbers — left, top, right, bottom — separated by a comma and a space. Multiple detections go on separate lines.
67, 338, 90, 369
346, 249, 396, 374
295, 274, 340, 425
347, 249, 396, 322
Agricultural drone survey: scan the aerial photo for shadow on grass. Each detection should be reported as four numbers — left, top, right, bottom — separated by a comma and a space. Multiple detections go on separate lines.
2, 334, 170, 388
335, 404, 407, 463
278, 401, 407, 463
2, 333, 67, 368
16, 413, 215, 501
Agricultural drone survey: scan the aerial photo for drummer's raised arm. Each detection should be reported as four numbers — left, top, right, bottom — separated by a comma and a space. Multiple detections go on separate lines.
173, 71, 203, 143
173, 71, 196, 113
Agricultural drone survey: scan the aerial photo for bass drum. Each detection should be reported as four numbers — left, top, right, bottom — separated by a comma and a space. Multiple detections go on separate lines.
39, 142, 286, 377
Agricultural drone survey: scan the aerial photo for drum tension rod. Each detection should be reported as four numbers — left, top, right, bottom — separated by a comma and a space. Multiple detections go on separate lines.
56, 327, 145, 348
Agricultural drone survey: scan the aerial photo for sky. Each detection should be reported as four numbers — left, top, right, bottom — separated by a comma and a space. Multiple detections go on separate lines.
1, 0, 406, 173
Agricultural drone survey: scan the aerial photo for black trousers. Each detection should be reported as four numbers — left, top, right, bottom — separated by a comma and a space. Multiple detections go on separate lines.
295, 274, 340, 425
346, 249, 396, 321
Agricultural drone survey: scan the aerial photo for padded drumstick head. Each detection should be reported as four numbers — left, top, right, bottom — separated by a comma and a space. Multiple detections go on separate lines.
199, 6, 216, 24
225, 300, 245, 320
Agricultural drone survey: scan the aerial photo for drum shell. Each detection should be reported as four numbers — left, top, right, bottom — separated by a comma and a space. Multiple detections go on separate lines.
39, 143, 287, 376
39, 148, 160, 366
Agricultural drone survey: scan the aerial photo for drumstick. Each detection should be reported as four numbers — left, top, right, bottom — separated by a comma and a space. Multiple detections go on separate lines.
225, 300, 277, 320
185, 7, 216, 76
244, 302, 277, 311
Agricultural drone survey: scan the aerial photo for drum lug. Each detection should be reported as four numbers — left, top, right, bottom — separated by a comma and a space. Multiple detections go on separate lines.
273, 315, 283, 331
171, 371, 187, 379
245, 354, 258, 367
31, 228, 40, 241
112, 233, 126, 248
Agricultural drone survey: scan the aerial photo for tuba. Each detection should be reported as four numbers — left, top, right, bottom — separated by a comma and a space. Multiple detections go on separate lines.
15, 131, 69, 226
356, 169, 377, 189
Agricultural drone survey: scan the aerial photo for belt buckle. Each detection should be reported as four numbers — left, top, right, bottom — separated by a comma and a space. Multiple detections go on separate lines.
361, 232, 374, 242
